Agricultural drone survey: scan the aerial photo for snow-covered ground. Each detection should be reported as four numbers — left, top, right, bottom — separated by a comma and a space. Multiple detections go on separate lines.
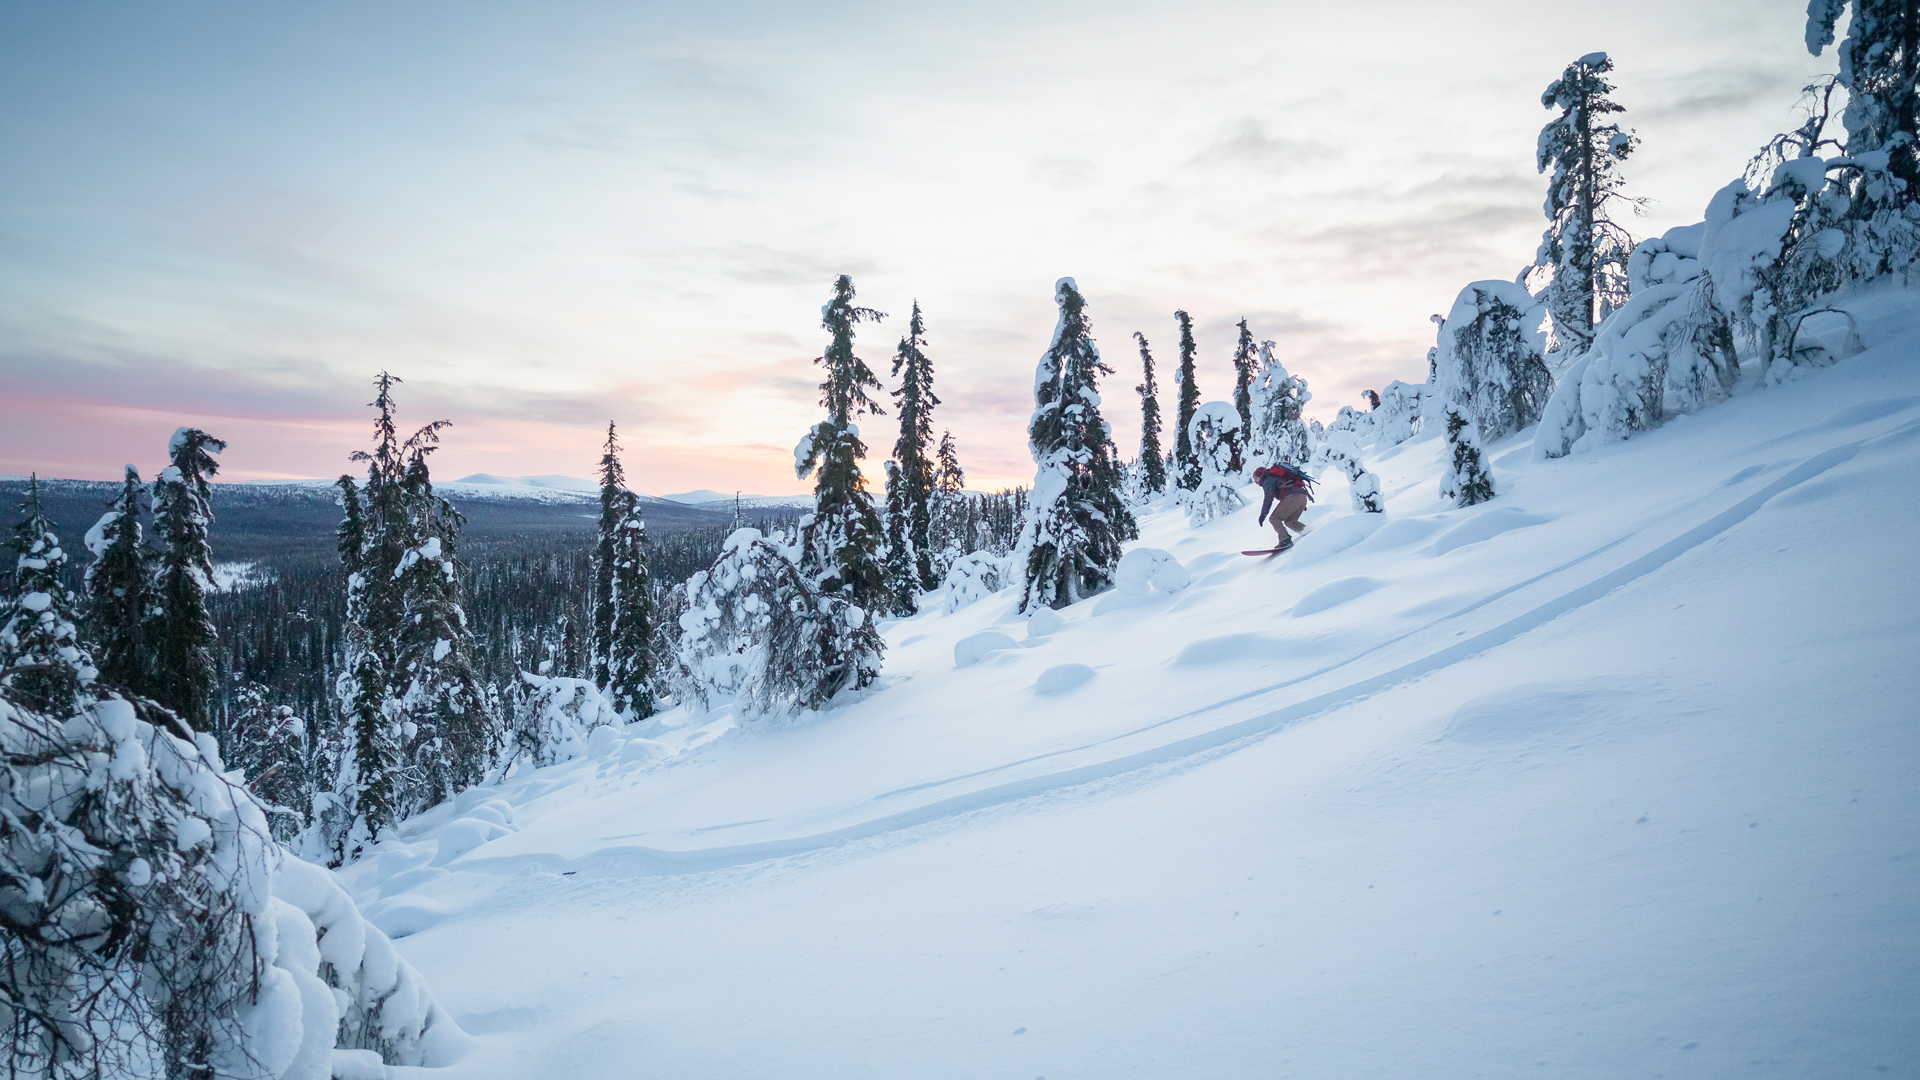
335, 313, 1918, 1079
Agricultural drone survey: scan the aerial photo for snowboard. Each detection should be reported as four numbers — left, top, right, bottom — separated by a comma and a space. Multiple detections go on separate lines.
1241, 546, 1293, 556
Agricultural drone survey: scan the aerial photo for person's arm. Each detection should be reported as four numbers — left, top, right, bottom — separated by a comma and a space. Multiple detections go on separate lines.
1257, 482, 1275, 525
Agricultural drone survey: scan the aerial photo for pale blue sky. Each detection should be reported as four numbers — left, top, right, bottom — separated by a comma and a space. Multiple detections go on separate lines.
0, 0, 1832, 491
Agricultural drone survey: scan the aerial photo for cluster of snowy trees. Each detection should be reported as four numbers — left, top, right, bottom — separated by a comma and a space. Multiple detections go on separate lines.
0, 446, 463, 1076
1421, 5, 1919, 492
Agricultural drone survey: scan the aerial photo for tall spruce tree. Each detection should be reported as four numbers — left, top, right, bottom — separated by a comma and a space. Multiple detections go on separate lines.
593, 425, 653, 719
390, 432, 493, 803
1231, 318, 1257, 441
885, 300, 940, 610
1132, 332, 1168, 497
1536, 51, 1640, 355
149, 428, 225, 731
929, 430, 969, 573
1173, 310, 1202, 491
83, 465, 154, 694
1807, 1, 1920, 199
797, 275, 891, 614
1016, 278, 1138, 612
1, 477, 93, 716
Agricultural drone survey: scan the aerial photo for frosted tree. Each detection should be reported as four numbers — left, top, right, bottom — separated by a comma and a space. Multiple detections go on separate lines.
1247, 340, 1313, 470
1536, 51, 1641, 355
1439, 403, 1497, 507
83, 466, 153, 696
1316, 429, 1384, 513
149, 427, 225, 731
593, 424, 653, 719
884, 300, 940, 611
1016, 278, 1138, 611
1435, 281, 1553, 441
670, 529, 882, 715
1807, 1, 1920, 198
796, 275, 891, 614
1185, 402, 1248, 525
389, 430, 493, 809
315, 372, 488, 862
1374, 381, 1429, 446
2, 478, 94, 717
1172, 310, 1202, 491
1230, 318, 1257, 440
1133, 332, 1168, 497
928, 430, 969, 575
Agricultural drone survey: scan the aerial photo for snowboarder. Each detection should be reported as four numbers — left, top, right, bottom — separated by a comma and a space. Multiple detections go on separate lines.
1252, 463, 1314, 553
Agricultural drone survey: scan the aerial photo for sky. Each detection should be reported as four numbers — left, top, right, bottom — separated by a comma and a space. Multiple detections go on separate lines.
0, 0, 1840, 494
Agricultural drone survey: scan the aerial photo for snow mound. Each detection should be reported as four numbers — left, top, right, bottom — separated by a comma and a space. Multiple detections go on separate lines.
1033, 663, 1096, 694
954, 630, 1018, 668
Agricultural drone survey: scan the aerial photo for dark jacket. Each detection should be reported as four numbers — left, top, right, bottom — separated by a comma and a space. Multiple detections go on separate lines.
1257, 466, 1313, 523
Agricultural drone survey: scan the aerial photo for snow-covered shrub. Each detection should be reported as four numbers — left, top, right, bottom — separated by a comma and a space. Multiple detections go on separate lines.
1246, 340, 1312, 473
1373, 381, 1428, 446
1185, 401, 1248, 526
1113, 548, 1191, 596
941, 551, 1006, 614
502, 673, 622, 770
1316, 429, 1384, 513
672, 528, 883, 716
1434, 280, 1553, 442
1439, 403, 1496, 507
0, 688, 463, 1078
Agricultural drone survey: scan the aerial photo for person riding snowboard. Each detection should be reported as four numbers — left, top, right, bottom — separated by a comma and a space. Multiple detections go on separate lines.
1253, 463, 1314, 552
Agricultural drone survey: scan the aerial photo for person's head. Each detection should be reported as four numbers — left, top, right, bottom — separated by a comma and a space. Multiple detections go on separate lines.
1252, 465, 1269, 481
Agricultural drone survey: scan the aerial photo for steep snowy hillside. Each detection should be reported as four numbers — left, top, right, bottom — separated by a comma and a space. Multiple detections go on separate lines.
335, 309, 1918, 1079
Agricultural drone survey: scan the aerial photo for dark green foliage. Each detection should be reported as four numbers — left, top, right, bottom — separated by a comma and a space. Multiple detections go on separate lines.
799, 275, 892, 616
1173, 310, 1202, 491
150, 429, 226, 731
84, 467, 153, 695
593, 425, 654, 720
1132, 332, 1168, 497
1, 477, 92, 717
1537, 52, 1640, 354
1019, 279, 1138, 612
1231, 318, 1257, 440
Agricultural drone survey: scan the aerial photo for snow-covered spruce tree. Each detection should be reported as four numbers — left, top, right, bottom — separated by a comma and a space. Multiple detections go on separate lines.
1171, 310, 1203, 492
1016, 278, 1138, 612
1247, 340, 1312, 471
1, 478, 95, 718
313, 373, 485, 863
215, 682, 308, 841
148, 427, 226, 732
671, 529, 882, 715
1316, 429, 1384, 513
82, 466, 154, 697
1185, 402, 1249, 526
1808, 0, 1920, 199
593, 424, 653, 720
796, 275, 892, 615
928, 430, 970, 577
1230, 318, 1257, 440
885, 300, 941, 608
1439, 402, 1496, 507
1374, 381, 1429, 446
389, 432, 493, 811
1536, 51, 1642, 356
1132, 332, 1168, 498
1435, 281, 1553, 441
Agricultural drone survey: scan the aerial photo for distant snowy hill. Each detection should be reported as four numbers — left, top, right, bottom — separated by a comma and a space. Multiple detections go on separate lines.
339, 295, 1920, 1078
455, 473, 600, 493
662, 489, 815, 511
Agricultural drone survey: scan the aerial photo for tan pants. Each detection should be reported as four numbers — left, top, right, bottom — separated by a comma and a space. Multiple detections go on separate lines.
1269, 493, 1308, 543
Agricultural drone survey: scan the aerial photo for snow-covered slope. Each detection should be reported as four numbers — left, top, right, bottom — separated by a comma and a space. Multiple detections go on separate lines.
334, 307, 1919, 1079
